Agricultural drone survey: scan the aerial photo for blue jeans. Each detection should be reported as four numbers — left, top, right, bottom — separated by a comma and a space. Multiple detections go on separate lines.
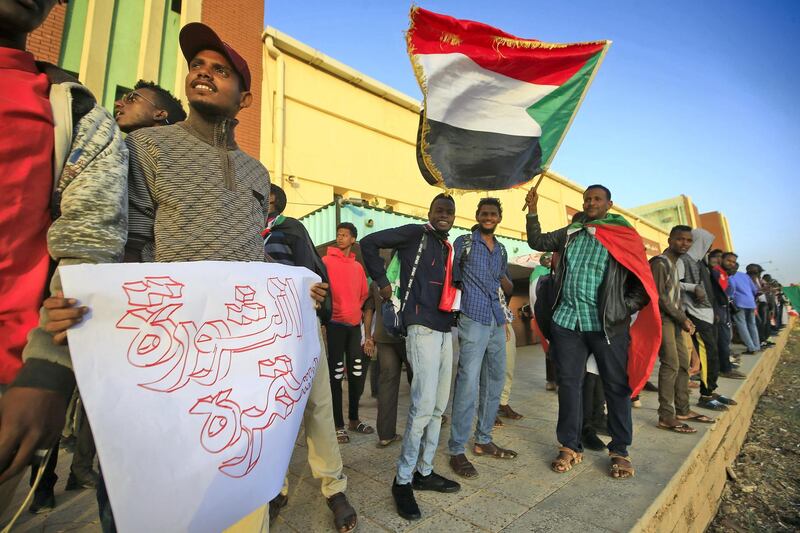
396, 325, 453, 485
448, 314, 506, 455
732, 308, 759, 352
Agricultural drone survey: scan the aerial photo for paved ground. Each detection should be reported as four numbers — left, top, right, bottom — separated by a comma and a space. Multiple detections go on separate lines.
2, 336, 772, 532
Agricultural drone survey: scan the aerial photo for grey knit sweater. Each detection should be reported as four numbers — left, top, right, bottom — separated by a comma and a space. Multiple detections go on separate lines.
126, 118, 270, 262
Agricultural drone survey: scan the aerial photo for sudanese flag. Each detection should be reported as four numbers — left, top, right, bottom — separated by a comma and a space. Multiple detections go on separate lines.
407, 7, 610, 191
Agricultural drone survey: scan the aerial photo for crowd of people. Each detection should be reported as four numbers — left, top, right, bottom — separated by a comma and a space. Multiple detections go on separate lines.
0, 2, 793, 532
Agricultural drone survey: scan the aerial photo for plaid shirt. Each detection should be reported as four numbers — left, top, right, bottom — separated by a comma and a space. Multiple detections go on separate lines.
553, 228, 609, 332
454, 230, 509, 326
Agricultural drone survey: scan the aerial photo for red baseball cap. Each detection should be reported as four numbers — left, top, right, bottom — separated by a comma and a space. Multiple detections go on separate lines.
179, 22, 251, 91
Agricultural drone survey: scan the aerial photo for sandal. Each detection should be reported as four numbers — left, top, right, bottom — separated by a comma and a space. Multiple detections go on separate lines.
657, 420, 697, 433
676, 411, 715, 424
449, 453, 479, 478
377, 434, 401, 448
473, 441, 518, 459
336, 428, 350, 444
326, 492, 357, 533
609, 453, 635, 479
551, 446, 582, 473
498, 404, 523, 420
348, 421, 374, 434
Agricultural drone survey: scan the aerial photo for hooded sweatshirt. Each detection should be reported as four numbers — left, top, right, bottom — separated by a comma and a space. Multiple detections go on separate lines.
322, 246, 368, 326
680, 228, 715, 324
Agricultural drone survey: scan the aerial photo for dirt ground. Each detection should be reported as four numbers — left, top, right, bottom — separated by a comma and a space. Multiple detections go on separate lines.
708, 325, 800, 533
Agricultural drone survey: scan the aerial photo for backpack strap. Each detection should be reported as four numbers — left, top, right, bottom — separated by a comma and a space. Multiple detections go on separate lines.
399, 231, 427, 314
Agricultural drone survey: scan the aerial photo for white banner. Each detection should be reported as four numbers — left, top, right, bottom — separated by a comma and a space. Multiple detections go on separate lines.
60, 261, 321, 533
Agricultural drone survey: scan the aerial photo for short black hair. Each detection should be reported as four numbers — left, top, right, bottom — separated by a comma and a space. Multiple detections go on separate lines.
476, 197, 502, 217
336, 222, 357, 239
722, 252, 738, 261
430, 193, 455, 209
669, 225, 693, 237
585, 184, 611, 200
708, 249, 723, 257
134, 80, 187, 124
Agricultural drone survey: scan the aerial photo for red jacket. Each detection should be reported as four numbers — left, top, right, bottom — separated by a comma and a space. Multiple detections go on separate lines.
322, 247, 368, 326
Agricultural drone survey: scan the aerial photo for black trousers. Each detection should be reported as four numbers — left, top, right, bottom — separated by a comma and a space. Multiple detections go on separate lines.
717, 306, 733, 374
545, 352, 557, 383
375, 341, 412, 440
690, 316, 720, 397
550, 322, 632, 456
326, 322, 368, 428
582, 372, 606, 435
756, 302, 770, 343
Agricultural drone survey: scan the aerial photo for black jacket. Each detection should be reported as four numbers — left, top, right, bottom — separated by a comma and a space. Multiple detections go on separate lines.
360, 224, 455, 333
526, 213, 649, 340
267, 217, 332, 324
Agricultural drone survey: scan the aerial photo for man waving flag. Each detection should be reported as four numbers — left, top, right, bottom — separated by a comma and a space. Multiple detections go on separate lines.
407, 7, 611, 191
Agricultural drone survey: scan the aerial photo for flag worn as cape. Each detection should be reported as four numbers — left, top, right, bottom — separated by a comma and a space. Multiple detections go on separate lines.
570, 214, 661, 397
407, 7, 610, 191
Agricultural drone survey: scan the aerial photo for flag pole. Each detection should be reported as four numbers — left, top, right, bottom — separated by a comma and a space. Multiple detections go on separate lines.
521, 170, 547, 211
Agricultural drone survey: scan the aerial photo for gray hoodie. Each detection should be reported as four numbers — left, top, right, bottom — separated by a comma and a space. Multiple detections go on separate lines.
680, 228, 715, 324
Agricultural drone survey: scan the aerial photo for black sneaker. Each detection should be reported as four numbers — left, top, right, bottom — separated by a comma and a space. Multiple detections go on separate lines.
29, 489, 55, 514
412, 471, 461, 493
269, 493, 288, 525
391, 478, 421, 520
712, 394, 738, 406
581, 430, 606, 451
698, 397, 728, 411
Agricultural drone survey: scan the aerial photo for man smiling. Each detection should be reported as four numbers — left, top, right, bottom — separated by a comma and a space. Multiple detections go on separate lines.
125, 22, 268, 264
448, 198, 516, 479
360, 194, 461, 520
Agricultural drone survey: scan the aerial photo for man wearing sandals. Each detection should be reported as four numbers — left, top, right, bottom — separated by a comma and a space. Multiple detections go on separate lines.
525, 185, 654, 480
448, 198, 518, 477
360, 194, 462, 520
651, 226, 709, 434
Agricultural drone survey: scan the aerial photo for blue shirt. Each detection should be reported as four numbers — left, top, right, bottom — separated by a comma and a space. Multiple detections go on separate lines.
728, 271, 758, 309
453, 230, 509, 326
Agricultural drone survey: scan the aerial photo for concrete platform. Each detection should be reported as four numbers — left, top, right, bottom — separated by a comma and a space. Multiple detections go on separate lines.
3, 322, 793, 532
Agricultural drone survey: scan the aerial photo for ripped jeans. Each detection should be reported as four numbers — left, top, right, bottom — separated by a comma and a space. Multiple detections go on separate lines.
326, 322, 368, 428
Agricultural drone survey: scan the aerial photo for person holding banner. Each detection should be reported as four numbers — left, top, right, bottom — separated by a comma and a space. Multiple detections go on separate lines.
14, 21, 328, 532
525, 184, 656, 480
360, 194, 461, 521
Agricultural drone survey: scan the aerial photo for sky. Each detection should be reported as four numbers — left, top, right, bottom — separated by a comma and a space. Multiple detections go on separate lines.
264, 0, 800, 282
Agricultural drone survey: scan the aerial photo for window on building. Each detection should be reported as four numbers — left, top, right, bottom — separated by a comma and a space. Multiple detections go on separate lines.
171, 0, 182, 14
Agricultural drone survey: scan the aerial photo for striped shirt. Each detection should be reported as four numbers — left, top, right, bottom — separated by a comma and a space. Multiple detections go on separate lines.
553, 228, 609, 332
126, 120, 270, 262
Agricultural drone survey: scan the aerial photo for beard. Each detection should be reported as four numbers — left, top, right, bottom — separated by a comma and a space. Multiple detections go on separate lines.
189, 99, 233, 120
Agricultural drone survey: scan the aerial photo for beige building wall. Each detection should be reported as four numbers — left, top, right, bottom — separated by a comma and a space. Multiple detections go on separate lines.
261, 28, 669, 254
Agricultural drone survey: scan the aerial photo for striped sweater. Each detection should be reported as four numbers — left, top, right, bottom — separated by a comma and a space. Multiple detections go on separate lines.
126, 118, 270, 262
